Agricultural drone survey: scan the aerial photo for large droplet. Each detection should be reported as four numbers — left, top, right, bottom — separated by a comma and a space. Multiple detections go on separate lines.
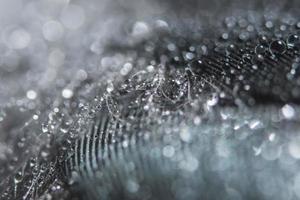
269, 40, 286, 55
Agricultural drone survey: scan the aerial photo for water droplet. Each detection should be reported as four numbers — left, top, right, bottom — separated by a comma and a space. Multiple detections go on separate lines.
41, 151, 49, 158
287, 34, 300, 48
180, 127, 191, 142
14, 171, 23, 183
207, 93, 219, 106
269, 40, 286, 55
281, 104, 295, 119
106, 83, 114, 93
120, 62, 133, 76
42, 124, 49, 133
252, 64, 258, 70
193, 116, 201, 125
146, 65, 155, 72
185, 52, 195, 60
221, 32, 229, 40
239, 32, 249, 41
251, 54, 264, 64
132, 21, 150, 39
62, 88, 73, 99
265, 21, 274, 29
155, 19, 169, 30
248, 119, 262, 130
268, 133, 276, 142
242, 54, 252, 63
26, 90, 37, 100
76, 69, 88, 81
167, 43, 176, 51
255, 44, 267, 55
224, 16, 236, 28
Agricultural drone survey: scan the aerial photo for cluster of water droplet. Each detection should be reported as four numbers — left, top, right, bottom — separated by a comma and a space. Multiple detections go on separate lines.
1, 0, 300, 199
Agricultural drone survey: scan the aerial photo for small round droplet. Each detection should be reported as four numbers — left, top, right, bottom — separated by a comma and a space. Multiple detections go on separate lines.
251, 54, 264, 64
221, 33, 229, 40
26, 90, 37, 100
239, 32, 249, 41
106, 83, 114, 93
188, 59, 205, 74
269, 40, 286, 55
255, 44, 267, 55
207, 93, 219, 106
281, 104, 295, 119
131, 21, 150, 39
62, 88, 73, 99
120, 63, 133, 76
265, 21, 274, 29
14, 171, 23, 183
225, 44, 236, 55
242, 54, 252, 63
287, 34, 300, 48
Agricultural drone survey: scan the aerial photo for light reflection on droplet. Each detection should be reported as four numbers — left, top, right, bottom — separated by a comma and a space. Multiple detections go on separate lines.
120, 63, 132, 76
132, 21, 150, 38
26, 90, 37, 100
62, 88, 73, 99
281, 104, 295, 119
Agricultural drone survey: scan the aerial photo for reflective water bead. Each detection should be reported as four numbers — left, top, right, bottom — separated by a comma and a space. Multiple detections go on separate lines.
62, 88, 73, 99
265, 21, 274, 29
26, 90, 37, 100
287, 34, 300, 48
255, 44, 267, 55
221, 33, 229, 40
251, 54, 264, 64
269, 40, 286, 55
